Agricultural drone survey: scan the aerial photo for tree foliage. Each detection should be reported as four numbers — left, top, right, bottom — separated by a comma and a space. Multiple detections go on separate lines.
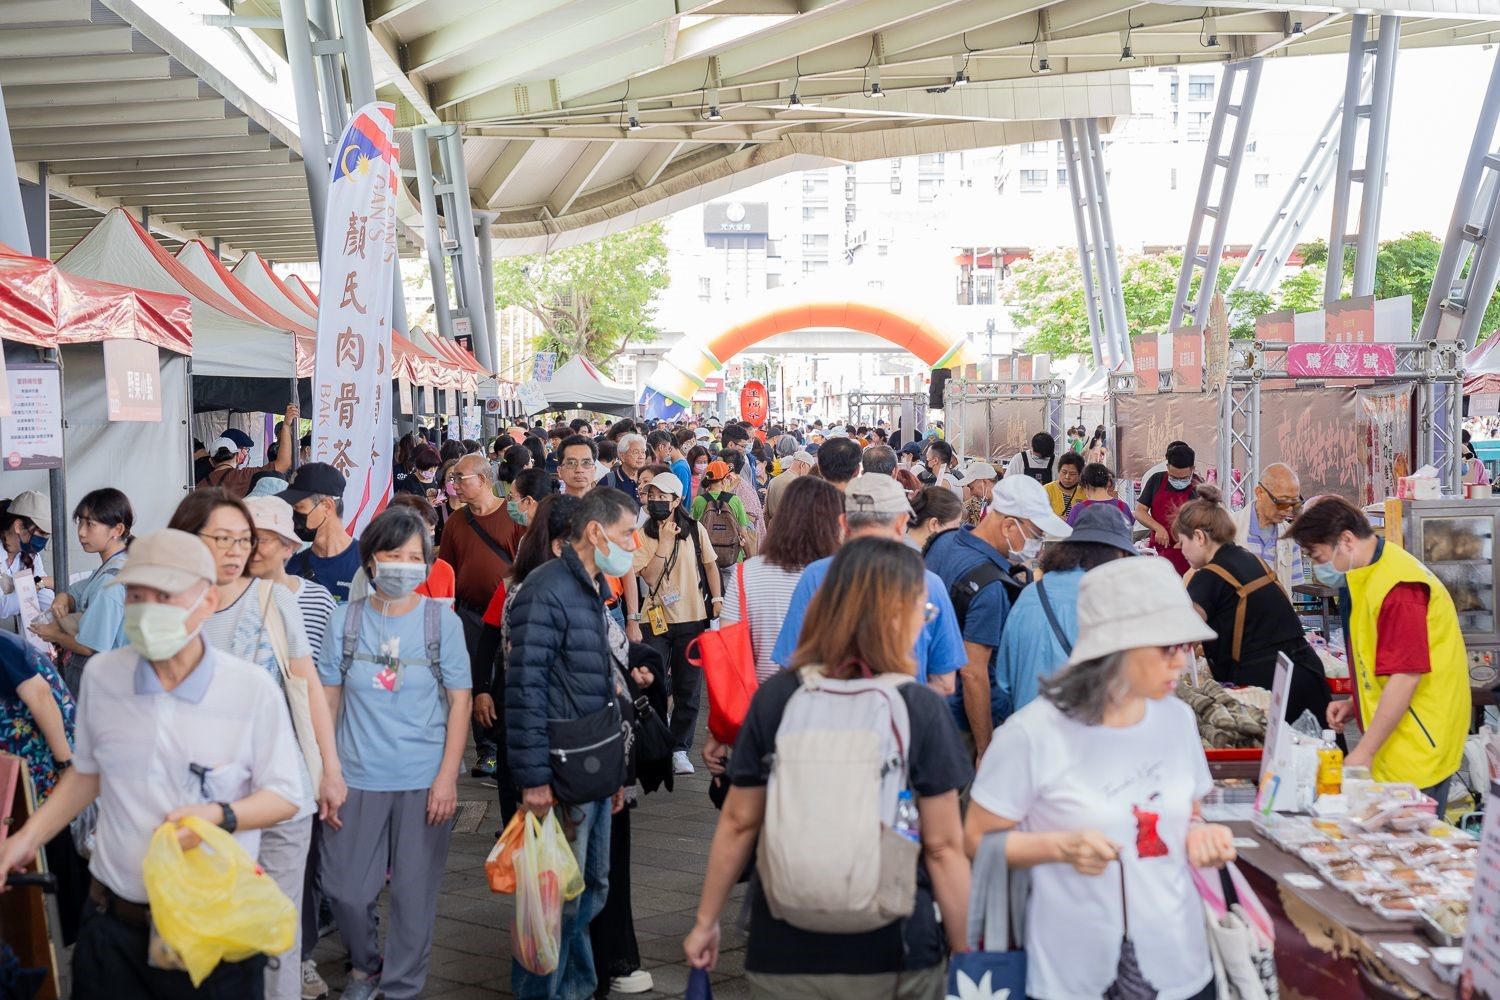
491, 222, 670, 374
1005, 231, 1500, 359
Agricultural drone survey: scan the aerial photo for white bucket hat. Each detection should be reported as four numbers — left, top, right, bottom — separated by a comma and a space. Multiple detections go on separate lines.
1063, 556, 1216, 668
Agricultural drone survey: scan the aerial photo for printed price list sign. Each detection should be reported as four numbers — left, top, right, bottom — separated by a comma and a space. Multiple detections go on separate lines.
1, 363, 63, 470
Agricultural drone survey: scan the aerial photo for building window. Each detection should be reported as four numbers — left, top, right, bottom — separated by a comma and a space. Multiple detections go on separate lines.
1245, 139, 1257, 153
1188, 111, 1212, 136
918, 178, 944, 203
1056, 168, 1068, 188
1020, 169, 1048, 192
801, 205, 828, 221
918, 153, 946, 170
1169, 77, 1179, 103
878, 243, 889, 256
1188, 75, 1215, 101
1255, 173, 1269, 188
1020, 142, 1049, 156
801, 234, 829, 249
697, 276, 711, 303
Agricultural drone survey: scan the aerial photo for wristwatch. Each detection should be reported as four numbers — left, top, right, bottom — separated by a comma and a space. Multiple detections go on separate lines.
627, 613, 644, 622
55, 758, 72, 771
216, 801, 238, 834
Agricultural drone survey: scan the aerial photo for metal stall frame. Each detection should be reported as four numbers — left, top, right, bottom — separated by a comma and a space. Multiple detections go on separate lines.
1219, 340, 1464, 504
1105, 371, 1136, 474
944, 377, 1065, 463
847, 391, 929, 433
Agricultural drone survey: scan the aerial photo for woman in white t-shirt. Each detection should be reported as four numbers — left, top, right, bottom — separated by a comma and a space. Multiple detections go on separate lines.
964, 556, 1236, 1000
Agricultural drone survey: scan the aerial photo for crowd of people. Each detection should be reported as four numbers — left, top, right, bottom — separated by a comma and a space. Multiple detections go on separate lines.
0, 410, 1474, 1000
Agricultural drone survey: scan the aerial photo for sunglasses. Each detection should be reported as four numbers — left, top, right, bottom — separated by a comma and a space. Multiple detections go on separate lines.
1257, 485, 1304, 510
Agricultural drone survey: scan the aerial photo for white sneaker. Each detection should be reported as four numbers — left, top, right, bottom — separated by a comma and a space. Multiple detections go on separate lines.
300, 959, 329, 999
672, 751, 695, 775
610, 969, 655, 994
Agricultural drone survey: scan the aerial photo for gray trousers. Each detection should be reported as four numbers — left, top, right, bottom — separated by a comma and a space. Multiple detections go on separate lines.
320, 789, 453, 1000
258, 816, 312, 1000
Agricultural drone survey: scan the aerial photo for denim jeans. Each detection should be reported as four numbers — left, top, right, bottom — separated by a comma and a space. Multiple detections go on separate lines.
512, 799, 613, 1000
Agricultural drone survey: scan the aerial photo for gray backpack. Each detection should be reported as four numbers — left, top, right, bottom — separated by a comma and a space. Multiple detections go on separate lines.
338, 597, 448, 706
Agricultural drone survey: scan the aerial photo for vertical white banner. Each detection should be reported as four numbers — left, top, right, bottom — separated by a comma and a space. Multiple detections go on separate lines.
312, 103, 397, 535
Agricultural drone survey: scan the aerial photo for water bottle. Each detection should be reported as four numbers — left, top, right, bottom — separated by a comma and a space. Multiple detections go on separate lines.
893, 789, 921, 843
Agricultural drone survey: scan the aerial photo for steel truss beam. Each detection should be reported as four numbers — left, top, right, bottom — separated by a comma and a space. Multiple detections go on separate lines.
943, 378, 1065, 464
1060, 118, 1129, 369
1171, 59, 1262, 332
1326, 14, 1400, 303
847, 391, 928, 431
1229, 67, 1371, 298
1419, 49, 1500, 350
1221, 340, 1464, 498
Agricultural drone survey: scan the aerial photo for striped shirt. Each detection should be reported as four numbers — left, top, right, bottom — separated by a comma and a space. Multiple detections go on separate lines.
291, 577, 336, 660
719, 556, 804, 683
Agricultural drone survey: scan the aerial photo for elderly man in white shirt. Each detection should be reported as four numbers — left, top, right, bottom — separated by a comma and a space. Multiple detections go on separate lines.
0, 528, 305, 1000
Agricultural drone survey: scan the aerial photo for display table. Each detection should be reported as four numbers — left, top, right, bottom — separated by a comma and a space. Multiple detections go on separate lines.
1229, 822, 1455, 999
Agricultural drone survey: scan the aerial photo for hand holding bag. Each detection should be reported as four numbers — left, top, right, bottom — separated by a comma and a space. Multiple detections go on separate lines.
259, 581, 323, 790
1103, 863, 1159, 1000
1193, 863, 1278, 1000
946, 830, 1028, 1000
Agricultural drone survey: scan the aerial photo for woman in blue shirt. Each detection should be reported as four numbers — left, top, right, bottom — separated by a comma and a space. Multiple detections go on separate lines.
31, 489, 133, 693
317, 507, 472, 1000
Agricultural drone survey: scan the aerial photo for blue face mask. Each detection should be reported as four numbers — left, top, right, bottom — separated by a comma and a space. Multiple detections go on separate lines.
1168, 476, 1193, 491
595, 536, 634, 577
26, 535, 47, 555
1313, 545, 1349, 588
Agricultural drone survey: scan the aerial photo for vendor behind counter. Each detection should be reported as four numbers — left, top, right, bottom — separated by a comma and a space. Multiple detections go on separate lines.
1174, 486, 1331, 728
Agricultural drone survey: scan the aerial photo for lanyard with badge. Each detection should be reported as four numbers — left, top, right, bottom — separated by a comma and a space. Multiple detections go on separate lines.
645, 535, 682, 636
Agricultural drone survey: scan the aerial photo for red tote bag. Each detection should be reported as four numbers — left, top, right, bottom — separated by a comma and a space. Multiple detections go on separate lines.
686, 561, 759, 745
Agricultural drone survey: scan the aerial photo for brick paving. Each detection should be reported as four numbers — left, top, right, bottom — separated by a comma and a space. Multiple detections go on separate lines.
310, 745, 747, 999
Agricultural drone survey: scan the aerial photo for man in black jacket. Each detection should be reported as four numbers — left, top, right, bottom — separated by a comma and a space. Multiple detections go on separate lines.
505, 488, 637, 999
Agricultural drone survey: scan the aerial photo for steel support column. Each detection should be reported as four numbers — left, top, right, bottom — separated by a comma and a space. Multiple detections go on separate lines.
1171, 60, 1263, 332
410, 128, 453, 343
0, 80, 32, 255
1084, 120, 1132, 368
1326, 15, 1400, 302
1059, 120, 1105, 369
475, 210, 498, 369
439, 128, 494, 372
1419, 49, 1500, 349
278, 0, 331, 248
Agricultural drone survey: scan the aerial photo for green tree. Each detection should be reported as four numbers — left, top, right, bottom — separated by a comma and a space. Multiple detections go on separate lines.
1275, 266, 1325, 313
491, 222, 669, 374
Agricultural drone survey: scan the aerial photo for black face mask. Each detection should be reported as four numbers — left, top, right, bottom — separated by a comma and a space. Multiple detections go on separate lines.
647, 500, 673, 522
292, 509, 317, 543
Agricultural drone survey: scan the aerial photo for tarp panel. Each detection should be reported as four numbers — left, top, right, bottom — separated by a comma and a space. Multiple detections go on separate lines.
535, 356, 636, 416
179, 242, 313, 377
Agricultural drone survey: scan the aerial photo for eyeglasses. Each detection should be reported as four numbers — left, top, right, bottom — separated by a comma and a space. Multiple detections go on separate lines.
923, 602, 939, 625
1159, 642, 1193, 657
444, 472, 481, 486
560, 459, 596, 470
199, 532, 255, 553
254, 532, 285, 549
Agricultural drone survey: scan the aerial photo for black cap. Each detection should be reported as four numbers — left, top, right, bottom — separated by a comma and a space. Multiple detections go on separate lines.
279, 462, 347, 505
1065, 504, 1137, 555
899, 441, 924, 457
221, 428, 255, 449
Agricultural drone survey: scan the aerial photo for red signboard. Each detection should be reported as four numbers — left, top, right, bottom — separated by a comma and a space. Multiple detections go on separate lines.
1256, 310, 1295, 345
1134, 338, 1159, 394
1325, 295, 1375, 344
1171, 328, 1204, 392
1286, 343, 1396, 378
1016, 355, 1034, 382
739, 380, 769, 427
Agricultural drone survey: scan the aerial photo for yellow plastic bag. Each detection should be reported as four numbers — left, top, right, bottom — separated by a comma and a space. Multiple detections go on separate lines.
510, 810, 585, 975
142, 816, 296, 986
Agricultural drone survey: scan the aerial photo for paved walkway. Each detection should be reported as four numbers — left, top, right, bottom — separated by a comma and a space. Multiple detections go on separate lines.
310, 747, 747, 999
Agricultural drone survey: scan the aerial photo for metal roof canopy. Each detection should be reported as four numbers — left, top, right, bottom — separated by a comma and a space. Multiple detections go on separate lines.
350, 0, 1500, 255
3, 0, 422, 262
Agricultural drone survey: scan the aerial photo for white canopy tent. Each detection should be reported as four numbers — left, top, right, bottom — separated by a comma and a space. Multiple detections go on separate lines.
535, 357, 637, 416
58, 210, 299, 388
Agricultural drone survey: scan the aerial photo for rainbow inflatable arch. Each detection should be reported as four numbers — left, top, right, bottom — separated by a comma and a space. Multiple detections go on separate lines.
641, 286, 980, 418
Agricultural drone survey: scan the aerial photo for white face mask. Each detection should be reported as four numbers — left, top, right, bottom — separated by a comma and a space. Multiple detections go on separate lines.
124, 588, 207, 661
373, 561, 427, 599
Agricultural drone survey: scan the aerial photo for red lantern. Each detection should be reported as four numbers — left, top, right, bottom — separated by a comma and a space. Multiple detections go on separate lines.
739, 380, 768, 427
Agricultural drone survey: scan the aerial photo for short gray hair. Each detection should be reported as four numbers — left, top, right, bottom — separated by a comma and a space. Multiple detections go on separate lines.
846, 510, 904, 532
619, 433, 647, 455
1038, 651, 1131, 725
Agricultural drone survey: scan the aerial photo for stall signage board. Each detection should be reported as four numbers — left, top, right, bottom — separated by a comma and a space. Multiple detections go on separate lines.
1286, 343, 1396, 378
518, 379, 549, 414
534, 352, 556, 383
1171, 328, 1204, 392
1257, 310, 1297, 390
396, 374, 413, 416
1016, 355, 1034, 382
1472, 393, 1500, 416
102, 339, 162, 422
1134, 338, 1160, 394
1259, 653, 1294, 787
1325, 295, 1376, 343
1, 363, 63, 470
1461, 779, 1500, 994
445, 388, 459, 418
463, 404, 481, 441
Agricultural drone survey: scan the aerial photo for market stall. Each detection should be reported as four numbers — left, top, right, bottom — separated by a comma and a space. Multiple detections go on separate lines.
0, 243, 194, 578
56, 210, 299, 414
530, 355, 636, 417
846, 391, 927, 441
943, 373, 1064, 464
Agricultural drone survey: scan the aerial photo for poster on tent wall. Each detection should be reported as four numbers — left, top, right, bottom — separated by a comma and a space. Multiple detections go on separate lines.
1, 363, 63, 470
1358, 387, 1413, 506
311, 102, 397, 535
103, 339, 162, 422
1262, 387, 1360, 500
1326, 295, 1376, 344
463, 405, 481, 442
1134, 338, 1159, 394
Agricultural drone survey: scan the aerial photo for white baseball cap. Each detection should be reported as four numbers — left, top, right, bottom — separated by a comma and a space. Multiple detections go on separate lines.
1064, 556, 1215, 667
953, 461, 999, 486
643, 471, 683, 496
987, 475, 1073, 538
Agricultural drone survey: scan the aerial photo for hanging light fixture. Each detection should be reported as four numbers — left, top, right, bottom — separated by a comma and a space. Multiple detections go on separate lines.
1203, 12, 1219, 47
951, 53, 970, 86
1035, 38, 1051, 73
626, 99, 641, 131
1119, 28, 1133, 60
868, 64, 884, 98
705, 88, 722, 120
